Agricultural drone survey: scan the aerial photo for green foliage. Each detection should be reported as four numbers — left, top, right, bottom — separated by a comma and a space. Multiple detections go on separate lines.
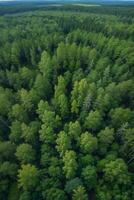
110, 108, 134, 128
84, 110, 102, 131
39, 110, 61, 143
9, 104, 28, 122
54, 76, 68, 117
80, 132, 98, 154
0, 162, 18, 178
0, 4, 134, 200
45, 188, 67, 200
71, 79, 88, 114
18, 164, 39, 191
98, 127, 114, 155
0, 141, 16, 162
81, 165, 97, 189
21, 121, 40, 145
19, 191, 31, 200
63, 150, 78, 179
9, 121, 22, 143
68, 121, 82, 140
65, 178, 83, 194
103, 159, 131, 185
8, 183, 19, 200
96, 184, 112, 200
15, 143, 36, 164
56, 131, 71, 156
48, 157, 62, 178
0, 87, 13, 116
72, 186, 88, 200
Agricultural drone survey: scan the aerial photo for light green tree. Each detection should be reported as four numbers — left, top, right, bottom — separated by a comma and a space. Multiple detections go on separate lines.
18, 164, 39, 191
84, 110, 102, 131
56, 131, 71, 156
63, 150, 78, 179
72, 186, 88, 200
80, 132, 98, 154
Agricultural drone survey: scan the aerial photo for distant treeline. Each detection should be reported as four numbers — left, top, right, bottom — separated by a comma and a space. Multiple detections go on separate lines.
0, 3, 134, 20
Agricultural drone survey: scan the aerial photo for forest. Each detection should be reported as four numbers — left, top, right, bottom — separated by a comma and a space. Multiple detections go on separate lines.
0, 2, 134, 200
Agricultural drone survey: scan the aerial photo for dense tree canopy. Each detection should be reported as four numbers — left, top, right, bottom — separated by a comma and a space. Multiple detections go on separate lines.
0, 3, 134, 200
